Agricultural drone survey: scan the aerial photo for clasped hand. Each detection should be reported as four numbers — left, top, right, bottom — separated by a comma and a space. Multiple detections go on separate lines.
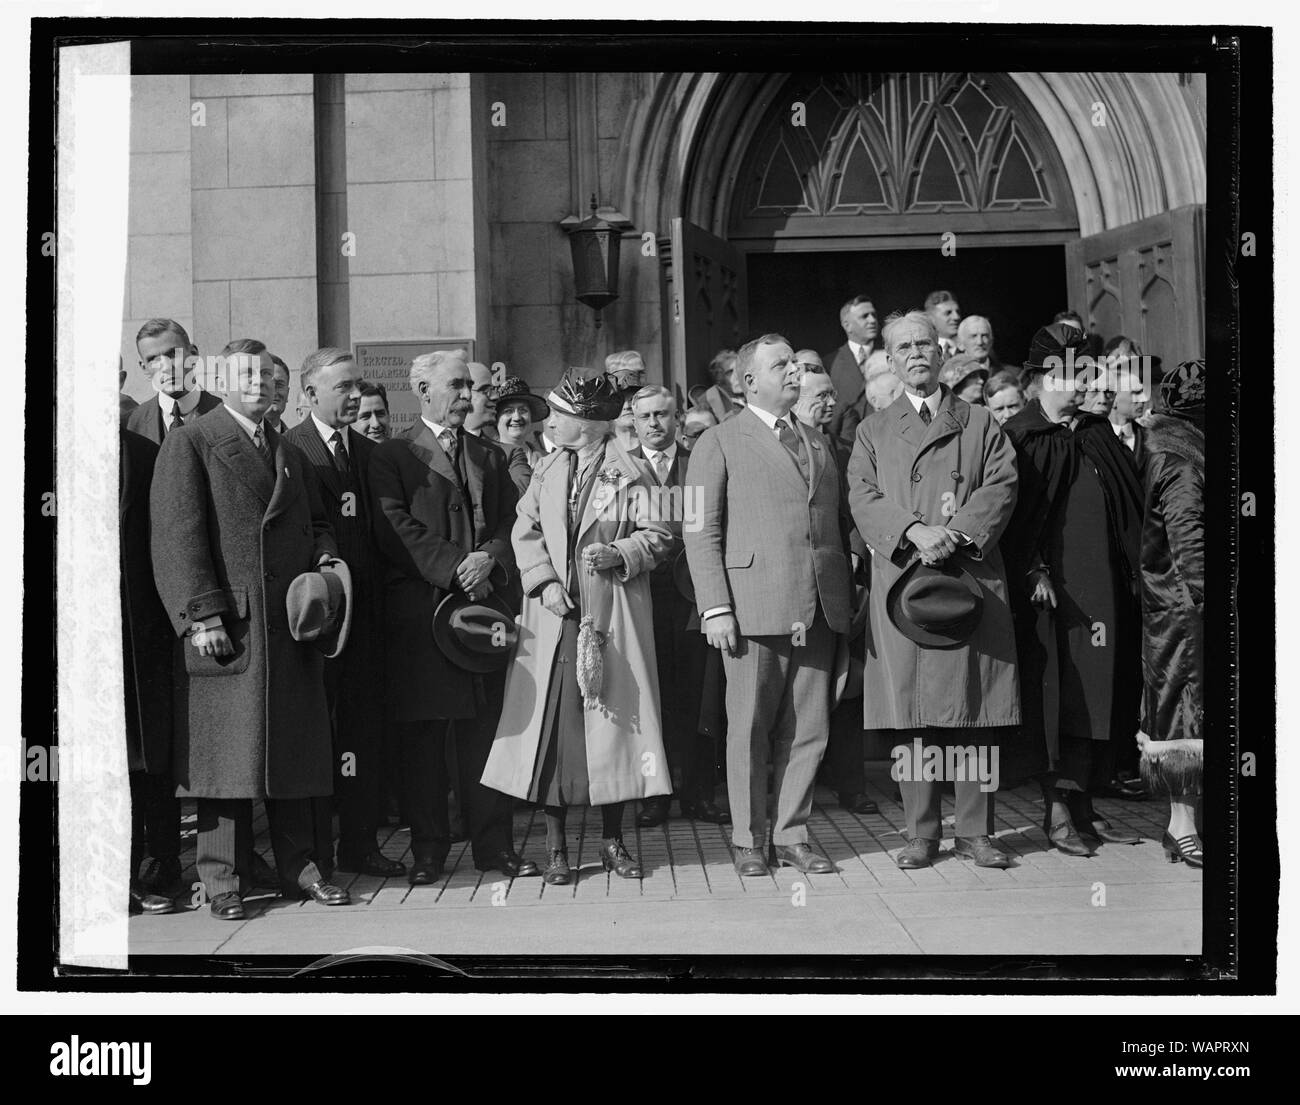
908, 523, 962, 566
582, 542, 622, 573
457, 551, 495, 600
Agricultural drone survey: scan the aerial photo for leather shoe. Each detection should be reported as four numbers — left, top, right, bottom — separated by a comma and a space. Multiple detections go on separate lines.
895, 838, 940, 869
250, 851, 280, 890
601, 839, 643, 879
300, 881, 350, 905
680, 799, 731, 824
954, 835, 1013, 868
1078, 818, 1141, 845
337, 850, 408, 878
733, 846, 770, 877
139, 855, 182, 893
840, 793, 880, 815
636, 797, 671, 828
476, 850, 540, 878
1042, 808, 1094, 856
773, 842, 834, 873
408, 860, 444, 886
543, 849, 571, 885
209, 891, 245, 920
129, 885, 175, 915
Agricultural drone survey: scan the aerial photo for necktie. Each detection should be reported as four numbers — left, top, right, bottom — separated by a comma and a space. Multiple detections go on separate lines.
253, 424, 274, 471
653, 452, 670, 485
917, 402, 932, 426
439, 428, 459, 471
776, 418, 809, 481
168, 410, 184, 434
329, 430, 351, 477
856, 345, 868, 368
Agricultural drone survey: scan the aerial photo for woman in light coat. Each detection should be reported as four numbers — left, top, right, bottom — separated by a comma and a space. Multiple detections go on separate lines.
482, 373, 673, 884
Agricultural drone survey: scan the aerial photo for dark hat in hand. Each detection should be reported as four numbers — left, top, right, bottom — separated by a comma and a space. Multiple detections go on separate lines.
886, 553, 983, 649
432, 592, 518, 673
286, 559, 353, 659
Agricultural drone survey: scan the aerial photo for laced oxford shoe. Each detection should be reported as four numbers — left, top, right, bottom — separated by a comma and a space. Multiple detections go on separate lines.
773, 843, 834, 873
954, 835, 1012, 868
300, 881, 350, 905
733, 846, 769, 877
895, 838, 940, 869
337, 850, 407, 878
209, 891, 245, 920
601, 839, 643, 879
636, 798, 671, 828
476, 850, 540, 877
129, 885, 175, 915
679, 799, 731, 825
408, 860, 444, 886
840, 793, 880, 815
542, 849, 571, 885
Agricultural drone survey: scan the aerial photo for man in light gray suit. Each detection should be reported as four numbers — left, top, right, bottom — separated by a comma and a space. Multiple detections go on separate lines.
684, 333, 854, 877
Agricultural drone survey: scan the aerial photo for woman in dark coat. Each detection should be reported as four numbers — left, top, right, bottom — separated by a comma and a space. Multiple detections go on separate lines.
1000, 325, 1145, 855
1135, 363, 1205, 867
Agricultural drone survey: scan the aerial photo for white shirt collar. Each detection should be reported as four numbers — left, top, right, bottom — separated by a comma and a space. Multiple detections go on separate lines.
643, 441, 678, 465
158, 388, 203, 417
746, 403, 797, 435
904, 388, 943, 418
421, 415, 450, 440
224, 403, 264, 441
311, 413, 350, 453
847, 339, 871, 364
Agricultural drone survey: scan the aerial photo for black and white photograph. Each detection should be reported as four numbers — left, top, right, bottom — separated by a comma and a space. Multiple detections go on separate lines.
5, 5, 1287, 1047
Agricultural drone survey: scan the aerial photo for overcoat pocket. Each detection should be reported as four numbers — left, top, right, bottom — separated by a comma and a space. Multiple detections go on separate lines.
183, 587, 252, 677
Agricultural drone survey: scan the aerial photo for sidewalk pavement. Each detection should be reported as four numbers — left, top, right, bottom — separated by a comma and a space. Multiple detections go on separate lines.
130, 774, 1200, 959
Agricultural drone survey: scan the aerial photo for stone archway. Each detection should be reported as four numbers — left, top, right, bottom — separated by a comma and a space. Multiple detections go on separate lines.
616, 71, 1205, 242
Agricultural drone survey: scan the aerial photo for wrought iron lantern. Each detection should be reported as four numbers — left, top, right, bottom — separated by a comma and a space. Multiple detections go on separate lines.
565, 194, 621, 329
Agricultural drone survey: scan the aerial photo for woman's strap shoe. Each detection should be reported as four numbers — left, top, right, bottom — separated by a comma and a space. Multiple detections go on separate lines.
1042, 809, 1094, 857
601, 839, 643, 879
1161, 831, 1203, 868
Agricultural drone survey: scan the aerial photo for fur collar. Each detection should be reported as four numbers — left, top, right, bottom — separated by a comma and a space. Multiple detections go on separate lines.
1142, 413, 1204, 467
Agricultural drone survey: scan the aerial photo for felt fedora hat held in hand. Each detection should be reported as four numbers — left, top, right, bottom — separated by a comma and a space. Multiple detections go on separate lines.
886, 552, 984, 649
432, 592, 518, 674
286, 559, 353, 659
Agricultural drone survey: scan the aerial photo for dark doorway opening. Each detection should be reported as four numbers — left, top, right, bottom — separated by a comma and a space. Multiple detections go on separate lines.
746, 244, 1068, 369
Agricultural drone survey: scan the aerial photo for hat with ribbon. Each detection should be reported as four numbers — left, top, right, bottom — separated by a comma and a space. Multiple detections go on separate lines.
886, 552, 984, 649
546, 370, 624, 422
432, 591, 518, 673
286, 559, 353, 659
493, 376, 549, 423
940, 352, 990, 393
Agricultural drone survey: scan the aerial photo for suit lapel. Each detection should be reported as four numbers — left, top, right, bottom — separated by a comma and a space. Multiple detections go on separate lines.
798, 421, 827, 501
205, 405, 275, 506
407, 420, 461, 489
264, 423, 297, 522
539, 450, 571, 582
917, 386, 965, 454
293, 419, 345, 500
579, 441, 630, 541
462, 432, 486, 523
737, 408, 807, 497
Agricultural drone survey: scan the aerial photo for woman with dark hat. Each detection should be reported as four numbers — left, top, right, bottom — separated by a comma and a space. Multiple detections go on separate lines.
494, 376, 549, 476
1000, 323, 1146, 856
481, 372, 674, 884
1135, 361, 1205, 867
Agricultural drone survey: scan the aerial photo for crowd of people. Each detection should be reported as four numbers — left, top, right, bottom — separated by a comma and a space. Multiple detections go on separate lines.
118, 287, 1205, 920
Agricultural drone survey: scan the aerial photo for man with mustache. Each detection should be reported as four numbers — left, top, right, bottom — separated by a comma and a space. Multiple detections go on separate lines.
284, 348, 406, 880
368, 349, 538, 884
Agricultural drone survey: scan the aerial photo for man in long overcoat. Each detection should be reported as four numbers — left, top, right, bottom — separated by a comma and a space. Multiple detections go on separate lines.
368, 349, 537, 885
150, 340, 348, 919
847, 311, 1020, 870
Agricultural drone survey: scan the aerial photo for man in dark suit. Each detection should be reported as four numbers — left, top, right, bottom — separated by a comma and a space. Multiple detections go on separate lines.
369, 349, 539, 885
824, 294, 881, 444
121, 428, 177, 914
150, 338, 350, 919
685, 334, 854, 877
126, 318, 222, 444
628, 385, 729, 829
284, 347, 407, 880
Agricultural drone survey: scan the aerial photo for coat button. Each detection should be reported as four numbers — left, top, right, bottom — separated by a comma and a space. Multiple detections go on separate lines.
951, 471, 962, 480
913, 511, 924, 520
264, 572, 275, 582
450, 504, 461, 512
911, 472, 922, 482
178, 611, 188, 620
